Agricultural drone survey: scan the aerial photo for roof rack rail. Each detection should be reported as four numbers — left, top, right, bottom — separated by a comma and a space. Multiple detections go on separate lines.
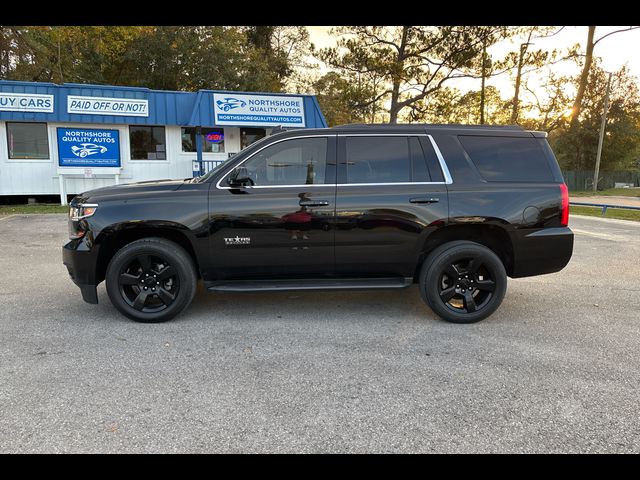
335, 123, 524, 130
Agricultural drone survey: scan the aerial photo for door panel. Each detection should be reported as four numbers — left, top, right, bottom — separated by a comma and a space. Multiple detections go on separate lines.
207, 135, 337, 280
334, 134, 449, 277
334, 184, 448, 276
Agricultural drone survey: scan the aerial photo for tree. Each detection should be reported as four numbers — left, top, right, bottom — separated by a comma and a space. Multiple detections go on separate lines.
409, 85, 510, 125
311, 72, 371, 126
506, 26, 567, 124
320, 26, 510, 123
570, 26, 639, 127
554, 62, 640, 171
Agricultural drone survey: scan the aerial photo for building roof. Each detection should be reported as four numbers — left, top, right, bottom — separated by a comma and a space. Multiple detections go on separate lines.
0, 80, 327, 128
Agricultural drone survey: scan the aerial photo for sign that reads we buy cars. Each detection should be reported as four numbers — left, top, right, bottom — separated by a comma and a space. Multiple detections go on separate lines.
67, 95, 149, 117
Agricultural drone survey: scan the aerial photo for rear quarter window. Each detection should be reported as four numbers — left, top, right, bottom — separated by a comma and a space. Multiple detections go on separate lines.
458, 135, 554, 182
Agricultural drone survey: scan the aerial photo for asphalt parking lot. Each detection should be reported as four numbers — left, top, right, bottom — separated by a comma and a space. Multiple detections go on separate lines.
0, 213, 639, 453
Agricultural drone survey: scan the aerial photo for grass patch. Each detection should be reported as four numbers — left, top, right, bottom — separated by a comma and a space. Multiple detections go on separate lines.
0, 204, 68, 215
571, 205, 640, 222
571, 188, 640, 197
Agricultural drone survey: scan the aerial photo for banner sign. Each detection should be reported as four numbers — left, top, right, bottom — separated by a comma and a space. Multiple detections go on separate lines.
67, 95, 149, 117
57, 128, 121, 167
213, 93, 305, 127
0, 93, 54, 113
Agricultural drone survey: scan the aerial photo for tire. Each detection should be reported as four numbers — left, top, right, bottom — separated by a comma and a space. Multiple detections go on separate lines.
419, 241, 507, 324
105, 237, 197, 323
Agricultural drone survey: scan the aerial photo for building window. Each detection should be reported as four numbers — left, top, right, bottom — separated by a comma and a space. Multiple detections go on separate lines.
181, 127, 225, 153
129, 126, 166, 160
6, 122, 49, 159
241, 128, 266, 150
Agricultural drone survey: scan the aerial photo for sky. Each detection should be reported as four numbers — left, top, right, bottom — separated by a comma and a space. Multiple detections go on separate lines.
306, 26, 640, 103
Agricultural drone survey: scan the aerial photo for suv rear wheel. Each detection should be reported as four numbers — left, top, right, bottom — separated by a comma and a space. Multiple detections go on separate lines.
105, 237, 197, 323
419, 241, 507, 323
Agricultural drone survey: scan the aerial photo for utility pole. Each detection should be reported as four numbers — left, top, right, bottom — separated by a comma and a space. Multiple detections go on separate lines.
592, 71, 613, 193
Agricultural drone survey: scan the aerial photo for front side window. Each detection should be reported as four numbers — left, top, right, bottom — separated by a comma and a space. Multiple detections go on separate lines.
6, 122, 49, 159
130, 126, 166, 160
238, 137, 328, 186
181, 127, 225, 153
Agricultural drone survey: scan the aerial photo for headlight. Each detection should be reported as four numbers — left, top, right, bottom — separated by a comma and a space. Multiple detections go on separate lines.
69, 204, 98, 221
68, 203, 98, 239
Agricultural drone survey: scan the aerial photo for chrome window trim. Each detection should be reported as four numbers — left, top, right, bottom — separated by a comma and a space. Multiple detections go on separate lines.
425, 135, 453, 184
215, 135, 333, 190
215, 132, 453, 190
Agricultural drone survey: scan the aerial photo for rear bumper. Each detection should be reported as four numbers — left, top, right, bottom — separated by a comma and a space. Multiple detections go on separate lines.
62, 239, 99, 304
510, 227, 574, 278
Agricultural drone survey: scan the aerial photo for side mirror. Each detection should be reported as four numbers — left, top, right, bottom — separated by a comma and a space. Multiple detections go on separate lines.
227, 167, 254, 187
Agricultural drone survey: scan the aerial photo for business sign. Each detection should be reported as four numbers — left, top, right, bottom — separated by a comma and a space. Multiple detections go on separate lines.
0, 93, 54, 113
67, 95, 149, 117
57, 128, 120, 167
213, 93, 305, 127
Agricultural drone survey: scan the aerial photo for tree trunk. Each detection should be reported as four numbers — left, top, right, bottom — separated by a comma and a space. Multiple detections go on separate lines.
510, 30, 533, 124
570, 26, 596, 127
480, 41, 487, 124
389, 81, 401, 124
388, 27, 409, 124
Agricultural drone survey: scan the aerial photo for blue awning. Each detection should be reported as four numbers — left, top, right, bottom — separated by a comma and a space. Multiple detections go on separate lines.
0, 80, 327, 128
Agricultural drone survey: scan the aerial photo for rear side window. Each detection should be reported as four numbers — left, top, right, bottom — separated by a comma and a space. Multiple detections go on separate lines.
345, 136, 409, 183
458, 135, 554, 182
344, 136, 433, 183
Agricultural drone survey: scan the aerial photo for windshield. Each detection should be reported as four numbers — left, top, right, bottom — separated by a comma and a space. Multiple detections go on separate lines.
193, 134, 274, 183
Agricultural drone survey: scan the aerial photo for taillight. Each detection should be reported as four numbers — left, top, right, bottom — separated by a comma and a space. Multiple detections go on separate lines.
559, 183, 569, 226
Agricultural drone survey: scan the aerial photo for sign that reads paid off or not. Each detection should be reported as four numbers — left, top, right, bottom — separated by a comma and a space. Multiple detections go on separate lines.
67, 95, 149, 117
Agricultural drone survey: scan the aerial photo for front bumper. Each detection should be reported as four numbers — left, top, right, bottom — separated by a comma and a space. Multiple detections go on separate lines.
510, 226, 574, 278
62, 239, 99, 304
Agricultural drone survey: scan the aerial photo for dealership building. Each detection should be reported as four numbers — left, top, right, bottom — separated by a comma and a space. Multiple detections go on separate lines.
0, 80, 327, 204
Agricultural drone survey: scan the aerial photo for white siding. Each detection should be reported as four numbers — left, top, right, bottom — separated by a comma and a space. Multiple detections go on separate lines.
0, 122, 243, 197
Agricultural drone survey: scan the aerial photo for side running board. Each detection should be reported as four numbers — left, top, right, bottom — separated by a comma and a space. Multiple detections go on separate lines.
206, 277, 413, 293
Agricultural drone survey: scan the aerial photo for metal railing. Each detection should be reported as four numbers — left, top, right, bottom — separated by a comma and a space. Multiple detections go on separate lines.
570, 201, 640, 216
192, 159, 227, 177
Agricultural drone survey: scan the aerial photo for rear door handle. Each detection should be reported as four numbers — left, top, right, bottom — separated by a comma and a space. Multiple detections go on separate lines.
410, 197, 439, 204
299, 200, 329, 207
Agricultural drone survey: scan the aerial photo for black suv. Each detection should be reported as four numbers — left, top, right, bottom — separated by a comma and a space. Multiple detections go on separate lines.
63, 124, 573, 324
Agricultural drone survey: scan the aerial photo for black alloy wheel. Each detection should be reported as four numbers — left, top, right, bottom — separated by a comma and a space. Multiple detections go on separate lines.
118, 253, 179, 313
420, 241, 507, 323
106, 237, 197, 323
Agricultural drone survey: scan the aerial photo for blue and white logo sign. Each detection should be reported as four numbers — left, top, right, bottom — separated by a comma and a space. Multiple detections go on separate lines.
67, 95, 148, 117
57, 128, 120, 167
213, 93, 305, 127
0, 93, 54, 113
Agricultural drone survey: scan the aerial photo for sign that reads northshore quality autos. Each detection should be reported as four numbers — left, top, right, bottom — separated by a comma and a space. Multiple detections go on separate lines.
67, 95, 149, 117
213, 93, 305, 127
57, 128, 121, 168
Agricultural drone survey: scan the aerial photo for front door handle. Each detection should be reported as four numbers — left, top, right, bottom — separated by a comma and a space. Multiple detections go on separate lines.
299, 200, 329, 207
410, 197, 440, 204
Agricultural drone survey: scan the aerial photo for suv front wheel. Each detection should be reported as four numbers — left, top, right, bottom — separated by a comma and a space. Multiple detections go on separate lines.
419, 241, 507, 323
105, 237, 197, 323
